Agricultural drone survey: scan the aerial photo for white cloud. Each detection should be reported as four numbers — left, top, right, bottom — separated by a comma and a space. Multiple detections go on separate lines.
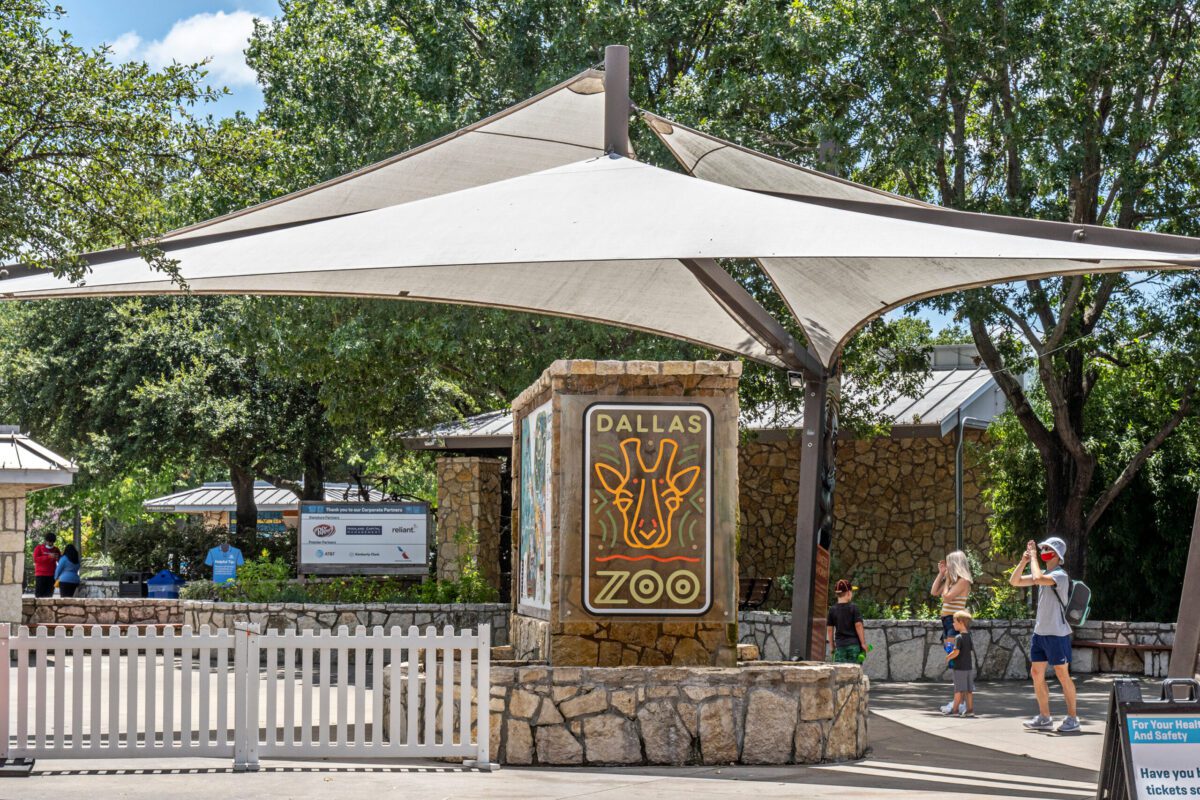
108, 10, 259, 89
108, 30, 142, 61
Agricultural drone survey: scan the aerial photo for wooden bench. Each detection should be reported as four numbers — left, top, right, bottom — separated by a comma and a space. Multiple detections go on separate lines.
738, 578, 773, 611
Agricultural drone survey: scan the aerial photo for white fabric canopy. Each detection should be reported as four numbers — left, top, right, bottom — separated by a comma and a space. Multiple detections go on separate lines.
4, 75, 1200, 372
644, 112, 1200, 364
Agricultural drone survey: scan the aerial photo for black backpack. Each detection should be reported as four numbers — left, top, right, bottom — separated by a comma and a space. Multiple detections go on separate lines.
1047, 574, 1092, 628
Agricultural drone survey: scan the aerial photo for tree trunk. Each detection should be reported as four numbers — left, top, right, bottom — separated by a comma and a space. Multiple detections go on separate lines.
300, 444, 325, 502
1043, 444, 1091, 578
230, 462, 258, 545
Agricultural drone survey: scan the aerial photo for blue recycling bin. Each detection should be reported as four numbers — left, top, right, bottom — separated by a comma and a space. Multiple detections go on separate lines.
146, 569, 186, 599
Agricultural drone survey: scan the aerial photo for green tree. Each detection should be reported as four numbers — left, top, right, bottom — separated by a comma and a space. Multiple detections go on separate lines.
0, 1, 276, 277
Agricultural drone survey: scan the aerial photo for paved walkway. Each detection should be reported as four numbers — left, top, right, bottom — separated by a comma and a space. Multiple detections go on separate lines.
869, 674, 1135, 771
12, 677, 1130, 798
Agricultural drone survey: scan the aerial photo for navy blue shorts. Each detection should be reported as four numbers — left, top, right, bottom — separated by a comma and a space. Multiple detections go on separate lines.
1030, 634, 1072, 666
940, 615, 956, 641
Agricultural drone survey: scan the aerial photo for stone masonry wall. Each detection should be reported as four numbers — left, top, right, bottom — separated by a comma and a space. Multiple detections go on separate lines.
485, 663, 868, 765
19, 598, 510, 644
436, 456, 503, 590
185, 601, 509, 643
738, 432, 1011, 606
510, 360, 741, 667
0, 488, 26, 623
739, 611, 1176, 680
23, 598, 182, 626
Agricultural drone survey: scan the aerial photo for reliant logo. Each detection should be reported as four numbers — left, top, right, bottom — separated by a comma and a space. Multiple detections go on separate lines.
313, 524, 336, 538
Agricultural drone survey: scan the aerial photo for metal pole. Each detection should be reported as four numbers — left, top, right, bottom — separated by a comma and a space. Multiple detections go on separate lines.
1169, 492, 1200, 678
955, 415, 988, 553
789, 371, 835, 660
604, 45, 631, 157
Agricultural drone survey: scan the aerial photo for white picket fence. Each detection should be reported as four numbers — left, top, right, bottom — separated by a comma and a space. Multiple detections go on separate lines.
0, 622, 492, 770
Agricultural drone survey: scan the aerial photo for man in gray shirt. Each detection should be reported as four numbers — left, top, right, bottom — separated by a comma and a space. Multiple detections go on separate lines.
1008, 536, 1079, 733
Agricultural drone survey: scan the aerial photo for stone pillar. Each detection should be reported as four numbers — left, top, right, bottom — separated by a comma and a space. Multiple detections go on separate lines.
510, 360, 741, 667
435, 456, 503, 590
0, 487, 28, 623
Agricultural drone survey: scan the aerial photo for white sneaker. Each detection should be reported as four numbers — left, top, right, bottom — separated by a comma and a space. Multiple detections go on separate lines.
940, 702, 955, 714
1023, 715, 1054, 730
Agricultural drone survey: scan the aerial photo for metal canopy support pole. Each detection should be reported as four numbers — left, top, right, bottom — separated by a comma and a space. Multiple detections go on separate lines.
789, 371, 836, 660
604, 45, 632, 157
1169, 492, 1200, 678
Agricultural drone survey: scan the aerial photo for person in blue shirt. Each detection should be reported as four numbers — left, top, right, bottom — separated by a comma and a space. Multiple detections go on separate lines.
54, 543, 81, 597
204, 540, 245, 585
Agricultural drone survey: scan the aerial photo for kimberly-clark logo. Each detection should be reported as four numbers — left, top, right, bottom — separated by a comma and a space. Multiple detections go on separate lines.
313, 524, 336, 538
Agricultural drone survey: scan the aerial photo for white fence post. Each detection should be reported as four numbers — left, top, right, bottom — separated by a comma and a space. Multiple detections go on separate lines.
465, 623, 495, 770
232, 622, 262, 772
0, 623, 10, 762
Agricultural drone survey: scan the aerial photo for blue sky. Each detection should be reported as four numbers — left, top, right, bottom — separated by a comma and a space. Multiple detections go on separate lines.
56, 1, 279, 117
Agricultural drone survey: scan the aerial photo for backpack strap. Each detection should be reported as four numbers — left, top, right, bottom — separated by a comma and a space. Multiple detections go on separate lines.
1045, 573, 1071, 627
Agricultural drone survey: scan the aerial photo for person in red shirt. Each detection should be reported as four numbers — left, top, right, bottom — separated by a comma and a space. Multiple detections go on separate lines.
32, 532, 61, 598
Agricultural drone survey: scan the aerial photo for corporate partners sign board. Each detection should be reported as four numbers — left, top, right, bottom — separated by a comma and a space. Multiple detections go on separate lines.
298, 502, 430, 575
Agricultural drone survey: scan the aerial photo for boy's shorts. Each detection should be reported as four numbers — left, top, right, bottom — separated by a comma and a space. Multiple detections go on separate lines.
1030, 633, 1072, 666
832, 645, 863, 663
952, 669, 975, 693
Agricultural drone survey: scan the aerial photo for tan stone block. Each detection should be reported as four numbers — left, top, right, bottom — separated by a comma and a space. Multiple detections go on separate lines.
611, 689, 637, 717
656, 635, 678, 655
742, 689, 798, 764
609, 622, 658, 649
671, 638, 710, 665
638, 648, 667, 666
683, 685, 717, 702
595, 360, 626, 375
637, 701, 692, 765
560, 688, 607, 718
621, 647, 641, 666
551, 668, 583, 685
661, 361, 695, 376
567, 360, 597, 375
699, 698, 739, 764
489, 712, 503, 762
535, 724, 583, 764
533, 699, 564, 726
626, 361, 661, 375
794, 721, 825, 763
597, 640, 623, 666
518, 667, 549, 684
551, 686, 578, 703
662, 621, 696, 637
552, 635, 599, 666
509, 689, 541, 720
506, 718, 534, 765
582, 714, 641, 764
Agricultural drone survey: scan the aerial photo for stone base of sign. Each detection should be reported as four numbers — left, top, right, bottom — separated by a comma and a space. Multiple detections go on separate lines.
435, 456, 503, 590
486, 662, 868, 765
510, 360, 741, 667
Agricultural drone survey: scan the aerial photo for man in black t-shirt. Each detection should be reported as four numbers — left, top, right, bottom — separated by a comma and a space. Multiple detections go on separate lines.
826, 579, 867, 663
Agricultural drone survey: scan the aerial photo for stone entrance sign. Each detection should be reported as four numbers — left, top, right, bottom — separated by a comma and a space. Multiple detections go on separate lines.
509, 360, 739, 667
582, 403, 712, 615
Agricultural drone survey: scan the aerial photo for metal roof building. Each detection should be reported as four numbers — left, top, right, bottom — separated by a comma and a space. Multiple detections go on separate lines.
0, 426, 77, 488
403, 345, 1009, 452
143, 481, 384, 513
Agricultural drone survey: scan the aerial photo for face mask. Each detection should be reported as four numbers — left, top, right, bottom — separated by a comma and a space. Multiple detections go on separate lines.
1040, 551, 1055, 562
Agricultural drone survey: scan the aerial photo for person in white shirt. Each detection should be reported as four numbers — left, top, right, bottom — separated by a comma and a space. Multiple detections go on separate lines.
1008, 536, 1079, 733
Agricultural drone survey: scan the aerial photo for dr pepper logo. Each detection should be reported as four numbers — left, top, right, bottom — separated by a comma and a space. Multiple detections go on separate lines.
313, 523, 336, 538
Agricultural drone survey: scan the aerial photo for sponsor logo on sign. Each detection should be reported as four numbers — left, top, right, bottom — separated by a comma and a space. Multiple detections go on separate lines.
346, 525, 383, 536
313, 524, 336, 538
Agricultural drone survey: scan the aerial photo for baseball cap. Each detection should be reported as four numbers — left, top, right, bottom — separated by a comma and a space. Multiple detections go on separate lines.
1038, 536, 1067, 562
